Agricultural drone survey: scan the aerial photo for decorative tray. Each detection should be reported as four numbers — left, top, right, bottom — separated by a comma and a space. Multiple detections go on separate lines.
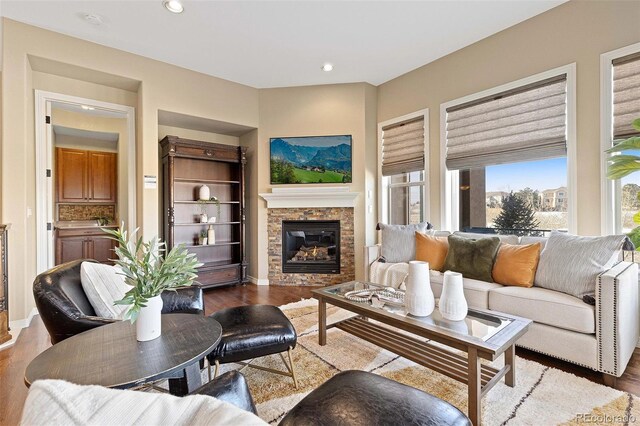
344, 287, 405, 307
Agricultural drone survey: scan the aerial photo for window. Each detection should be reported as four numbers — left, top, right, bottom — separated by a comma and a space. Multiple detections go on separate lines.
601, 44, 640, 235
441, 65, 576, 234
378, 110, 428, 225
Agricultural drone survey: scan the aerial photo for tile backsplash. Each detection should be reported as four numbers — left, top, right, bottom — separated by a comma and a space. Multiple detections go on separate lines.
58, 205, 116, 222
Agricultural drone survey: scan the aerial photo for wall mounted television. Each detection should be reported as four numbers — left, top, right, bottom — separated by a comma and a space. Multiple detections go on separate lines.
270, 135, 352, 184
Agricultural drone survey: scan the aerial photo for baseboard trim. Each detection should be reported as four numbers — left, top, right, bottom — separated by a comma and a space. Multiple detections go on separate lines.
0, 308, 39, 351
247, 276, 269, 286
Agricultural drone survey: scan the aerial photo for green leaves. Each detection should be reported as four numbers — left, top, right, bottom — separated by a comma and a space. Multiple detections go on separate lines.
606, 154, 640, 179
104, 223, 203, 323
605, 117, 640, 251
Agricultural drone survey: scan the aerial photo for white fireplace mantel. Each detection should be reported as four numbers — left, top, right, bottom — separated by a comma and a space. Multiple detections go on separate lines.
259, 186, 359, 208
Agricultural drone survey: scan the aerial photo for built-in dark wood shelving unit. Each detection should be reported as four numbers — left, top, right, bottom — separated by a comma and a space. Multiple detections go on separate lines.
160, 136, 247, 289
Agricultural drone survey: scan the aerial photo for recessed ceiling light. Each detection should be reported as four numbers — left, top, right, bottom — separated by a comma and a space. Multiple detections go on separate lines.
322, 63, 334, 72
82, 13, 104, 26
163, 0, 184, 14
81, 105, 95, 111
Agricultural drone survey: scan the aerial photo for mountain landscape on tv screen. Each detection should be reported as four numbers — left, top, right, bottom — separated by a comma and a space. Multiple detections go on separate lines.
270, 137, 352, 184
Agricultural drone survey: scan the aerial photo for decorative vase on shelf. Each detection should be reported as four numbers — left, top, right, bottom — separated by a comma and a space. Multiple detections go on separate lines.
208, 217, 217, 223
405, 261, 434, 317
200, 213, 208, 223
136, 295, 163, 342
439, 271, 468, 321
198, 185, 210, 201
198, 236, 207, 245
207, 225, 216, 245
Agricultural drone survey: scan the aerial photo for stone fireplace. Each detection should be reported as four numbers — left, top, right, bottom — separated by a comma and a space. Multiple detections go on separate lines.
261, 187, 358, 286
266, 207, 355, 286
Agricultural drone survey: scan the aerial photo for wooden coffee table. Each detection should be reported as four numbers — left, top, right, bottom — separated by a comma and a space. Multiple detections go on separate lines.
25, 314, 221, 396
313, 281, 531, 426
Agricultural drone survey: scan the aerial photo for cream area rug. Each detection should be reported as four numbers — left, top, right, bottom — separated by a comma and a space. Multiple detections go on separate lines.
211, 299, 639, 425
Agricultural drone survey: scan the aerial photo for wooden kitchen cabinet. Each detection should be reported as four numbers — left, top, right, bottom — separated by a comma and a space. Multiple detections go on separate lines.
56, 148, 117, 203
55, 228, 117, 265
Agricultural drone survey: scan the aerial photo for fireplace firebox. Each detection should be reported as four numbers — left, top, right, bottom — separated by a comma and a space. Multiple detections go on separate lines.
282, 220, 340, 274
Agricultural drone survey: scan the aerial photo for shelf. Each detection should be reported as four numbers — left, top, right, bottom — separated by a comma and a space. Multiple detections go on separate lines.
174, 201, 240, 205
174, 222, 241, 226
175, 178, 240, 185
182, 241, 240, 248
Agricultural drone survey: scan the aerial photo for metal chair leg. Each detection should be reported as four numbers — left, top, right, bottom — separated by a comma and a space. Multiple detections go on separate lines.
288, 347, 298, 389
214, 359, 220, 378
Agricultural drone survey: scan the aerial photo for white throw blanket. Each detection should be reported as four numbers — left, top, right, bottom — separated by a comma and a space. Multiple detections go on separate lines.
369, 260, 409, 289
20, 380, 267, 426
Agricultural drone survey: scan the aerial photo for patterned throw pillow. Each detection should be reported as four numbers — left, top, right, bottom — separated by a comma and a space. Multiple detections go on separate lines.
379, 222, 431, 263
534, 231, 626, 298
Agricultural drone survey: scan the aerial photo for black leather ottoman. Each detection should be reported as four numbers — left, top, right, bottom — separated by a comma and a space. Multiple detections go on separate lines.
206, 304, 298, 387
279, 370, 471, 426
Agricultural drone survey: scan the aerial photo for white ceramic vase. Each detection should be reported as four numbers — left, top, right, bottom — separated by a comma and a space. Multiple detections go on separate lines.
439, 271, 468, 321
136, 295, 163, 342
405, 261, 435, 317
198, 185, 210, 201
200, 213, 208, 223
207, 225, 216, 245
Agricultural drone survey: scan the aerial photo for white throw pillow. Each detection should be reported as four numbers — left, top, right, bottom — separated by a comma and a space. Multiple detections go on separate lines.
20, 380, 267, 426
80, 262, 131, 319
534, 231, 626, 298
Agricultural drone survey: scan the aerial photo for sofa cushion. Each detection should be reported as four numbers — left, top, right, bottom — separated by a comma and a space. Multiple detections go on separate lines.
415, 232, 448, 271
520, 236, 547, 249
379, 222, 430, 263
534, 231, 626, 298
492, 242, 542, 287
443, 234, 500, 282
430, 272, 502, 309
489, 286, 595, 334
80, 262, 130, 319
453, 231, 519, 245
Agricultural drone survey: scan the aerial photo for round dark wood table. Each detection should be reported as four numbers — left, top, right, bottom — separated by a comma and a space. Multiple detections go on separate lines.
25, 314, 222, 396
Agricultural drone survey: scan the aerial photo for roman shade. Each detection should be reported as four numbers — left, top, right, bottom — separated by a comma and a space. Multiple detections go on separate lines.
613, 52, 640, 138
381, 116, 425, 176
445, 74, 567, 170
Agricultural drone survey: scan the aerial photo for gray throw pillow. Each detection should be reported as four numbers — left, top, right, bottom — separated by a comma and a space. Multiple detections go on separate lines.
379, 222, 431, 263
443, 234, 501, 282
534, 231, 626, 298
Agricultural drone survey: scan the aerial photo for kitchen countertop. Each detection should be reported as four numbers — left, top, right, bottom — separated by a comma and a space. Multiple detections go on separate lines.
55, 220, 118, 230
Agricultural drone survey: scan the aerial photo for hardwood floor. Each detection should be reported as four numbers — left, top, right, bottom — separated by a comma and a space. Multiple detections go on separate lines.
1, 283, 639, 425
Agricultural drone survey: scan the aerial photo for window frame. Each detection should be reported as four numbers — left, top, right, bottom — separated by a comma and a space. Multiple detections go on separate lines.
377, 108, 429, 226
600, 42, 640, 235
439, 64, 577, 233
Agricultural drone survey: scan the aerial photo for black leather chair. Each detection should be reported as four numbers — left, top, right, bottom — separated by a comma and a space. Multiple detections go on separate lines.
33, 259, 204, 344
197, 370, 471, 425
190, 371, 257, 414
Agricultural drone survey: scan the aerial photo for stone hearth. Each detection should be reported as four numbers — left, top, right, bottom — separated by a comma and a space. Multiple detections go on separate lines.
268, 207, 355, 286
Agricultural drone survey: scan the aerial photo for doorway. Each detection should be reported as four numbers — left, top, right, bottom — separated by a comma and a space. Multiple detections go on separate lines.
34, 90, 136, 273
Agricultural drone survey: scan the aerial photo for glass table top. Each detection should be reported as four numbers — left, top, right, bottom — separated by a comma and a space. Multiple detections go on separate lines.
318, 281, 514, 342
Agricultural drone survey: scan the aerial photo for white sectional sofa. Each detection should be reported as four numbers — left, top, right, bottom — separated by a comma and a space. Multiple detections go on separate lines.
364, 231, 639, 383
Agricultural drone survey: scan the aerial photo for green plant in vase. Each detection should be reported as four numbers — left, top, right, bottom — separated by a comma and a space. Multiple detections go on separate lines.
103, 224, 202, 323
606, 117, 640, 248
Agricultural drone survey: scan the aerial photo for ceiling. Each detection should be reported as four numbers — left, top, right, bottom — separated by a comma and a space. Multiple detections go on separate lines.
52, 125, 119, 142
1, 1, 565, 89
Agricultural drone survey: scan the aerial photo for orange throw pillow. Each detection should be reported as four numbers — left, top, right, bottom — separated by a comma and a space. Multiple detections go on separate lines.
415, 232, 449, 271
492, 242, 542, 287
